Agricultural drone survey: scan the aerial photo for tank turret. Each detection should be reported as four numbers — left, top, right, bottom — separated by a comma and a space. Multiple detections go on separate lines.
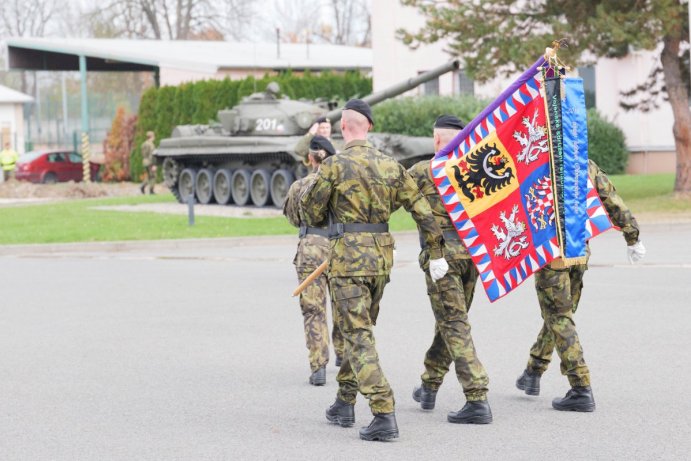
155, 60, 461, 207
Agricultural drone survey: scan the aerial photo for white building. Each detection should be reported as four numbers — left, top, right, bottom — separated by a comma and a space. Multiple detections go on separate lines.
0, 84, 32, 154
372, 0, 675, 174
6, 38, 372, 86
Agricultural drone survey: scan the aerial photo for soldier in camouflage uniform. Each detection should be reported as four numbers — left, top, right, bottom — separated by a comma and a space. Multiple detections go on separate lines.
516, 159, 646, 412
283, 136, 345, 386
140, 131, 156, 194
300, 99, 446, 442
295, 116, 344, 164
409, 115, 492, 424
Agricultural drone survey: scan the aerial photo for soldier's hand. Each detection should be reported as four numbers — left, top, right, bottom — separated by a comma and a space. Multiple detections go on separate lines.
308, 123, 319, 135
429, 257, 449, 282
627, 241, 646, 264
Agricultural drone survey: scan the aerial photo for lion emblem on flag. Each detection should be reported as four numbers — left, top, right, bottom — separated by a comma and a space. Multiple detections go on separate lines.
450, 143, 514, 202
491, 204, 529, 259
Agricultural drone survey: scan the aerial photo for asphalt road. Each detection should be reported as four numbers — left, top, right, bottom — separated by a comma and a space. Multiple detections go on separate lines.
1, 222, 690, 460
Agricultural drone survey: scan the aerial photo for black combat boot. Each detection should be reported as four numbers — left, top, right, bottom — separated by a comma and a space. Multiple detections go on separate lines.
412, 384, 438, 410
335, 356, 343, 367
325, 398, 355, 427
447, 400, 493, 424
309, 367, 326, 386
552, 386, 596, 412
359, 413, 399, 441
140, 183, 146, 194
516, 369, 541, 396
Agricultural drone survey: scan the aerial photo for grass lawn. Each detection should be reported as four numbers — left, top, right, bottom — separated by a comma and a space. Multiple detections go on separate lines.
0, 194, 294, 245
1, 173, 689, 245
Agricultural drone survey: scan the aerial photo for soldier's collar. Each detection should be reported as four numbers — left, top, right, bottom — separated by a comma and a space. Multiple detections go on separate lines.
344, 139, 371, 149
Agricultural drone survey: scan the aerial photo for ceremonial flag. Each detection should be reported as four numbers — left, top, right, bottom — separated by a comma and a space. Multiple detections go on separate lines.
432, 57, 613, 302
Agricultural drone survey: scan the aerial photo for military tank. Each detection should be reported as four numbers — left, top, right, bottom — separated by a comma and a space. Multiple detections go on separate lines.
155, 60, 460, 207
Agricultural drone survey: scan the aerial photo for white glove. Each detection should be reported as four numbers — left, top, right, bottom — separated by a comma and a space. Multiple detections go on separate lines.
627, 241, 646, 264
429, 257, 449, 282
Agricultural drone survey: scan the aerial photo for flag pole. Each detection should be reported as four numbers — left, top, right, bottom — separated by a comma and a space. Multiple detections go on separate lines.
292, 260, 328, 297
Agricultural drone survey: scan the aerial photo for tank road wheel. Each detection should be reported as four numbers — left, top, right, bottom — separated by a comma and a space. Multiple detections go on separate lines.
195, 168, 215, 204
213, 169, 233, 205
231, 169, 251, 206
162, 157, 184, 203
270, 169, 294, 207
250, 169, 273, 207
162, 157, 181, 188
178, 168, 197, 202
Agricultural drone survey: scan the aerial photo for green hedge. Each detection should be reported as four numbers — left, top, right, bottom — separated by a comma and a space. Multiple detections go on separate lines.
587, 108, 629, 174
131, 71, 372, 177
372, 95, 490, 137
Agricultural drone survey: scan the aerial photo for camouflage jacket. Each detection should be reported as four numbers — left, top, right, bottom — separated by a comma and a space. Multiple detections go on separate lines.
589, 159, 640, 245
408, 160, 470, 269
141, 140, 155, 167
283, 173, 329, 271
295, 132, 344, 161
300, 139, 443, 277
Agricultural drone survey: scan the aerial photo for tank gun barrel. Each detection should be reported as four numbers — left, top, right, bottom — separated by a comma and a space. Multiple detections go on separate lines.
324, 59, 460, 123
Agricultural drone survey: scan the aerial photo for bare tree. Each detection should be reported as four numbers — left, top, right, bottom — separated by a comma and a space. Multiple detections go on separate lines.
300, 0, 372, 46
324, 0, 370, 46
90, 0, 254, 41
0, 0, 58, 93
270, 0, 321, 43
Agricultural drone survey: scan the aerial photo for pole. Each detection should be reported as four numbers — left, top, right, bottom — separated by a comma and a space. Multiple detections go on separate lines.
79, 55, 91, 183
61, 72, 69, 146
292, 260, 328, 297
276, 28, 281, 59
187, 193, 195, 226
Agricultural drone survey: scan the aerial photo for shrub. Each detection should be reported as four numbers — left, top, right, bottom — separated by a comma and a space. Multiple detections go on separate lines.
102, 106, 138, 181
586, 108, 629, 174
372, 95, 490, 137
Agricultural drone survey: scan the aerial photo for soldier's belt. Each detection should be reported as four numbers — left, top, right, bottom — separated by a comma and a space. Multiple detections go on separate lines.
420, 229, 460, 249
299, 225, 329, 238
329, 222, 389, 239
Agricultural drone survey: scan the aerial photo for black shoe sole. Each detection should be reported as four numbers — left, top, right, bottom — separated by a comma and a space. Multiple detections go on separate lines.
421, 400, 435, 410
516, 380, 540, 396
326, 413, 355, 427
552, 402, 596, 412
447, 414, 493, 424
412, 389, 435, 410
309, 377, 326, 386
359, 429, 399, 441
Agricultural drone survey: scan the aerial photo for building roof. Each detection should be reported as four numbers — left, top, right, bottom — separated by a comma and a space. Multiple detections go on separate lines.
0, 84, 32, 103
5, 38, 372, 74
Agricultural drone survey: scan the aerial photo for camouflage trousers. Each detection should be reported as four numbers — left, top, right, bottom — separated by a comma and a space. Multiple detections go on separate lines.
330, 275, 394, 415
527, 264, 590, 387
420, 259, 489, 401
141, 165, 155, 192
297, 270, 344, 372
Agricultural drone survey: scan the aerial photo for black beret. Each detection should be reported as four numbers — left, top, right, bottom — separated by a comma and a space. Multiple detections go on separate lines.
309, 135, 336, 157
434, 114, 465, 130
343, 98, 374, 125
314, 116, 330, 124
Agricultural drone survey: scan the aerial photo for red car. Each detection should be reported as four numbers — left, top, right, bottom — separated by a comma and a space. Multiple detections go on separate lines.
14, 150, 100, 184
